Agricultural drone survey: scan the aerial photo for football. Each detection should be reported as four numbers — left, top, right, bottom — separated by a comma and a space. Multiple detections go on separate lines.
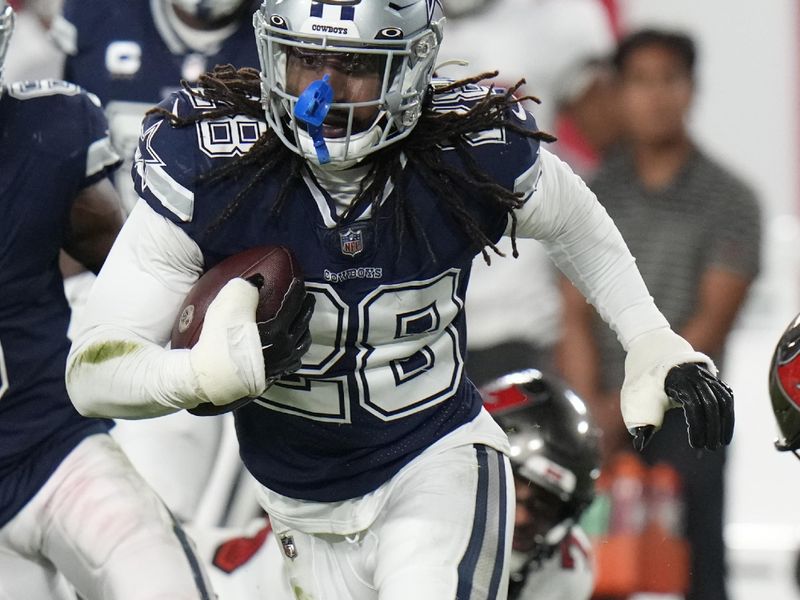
171, 245, 304, 415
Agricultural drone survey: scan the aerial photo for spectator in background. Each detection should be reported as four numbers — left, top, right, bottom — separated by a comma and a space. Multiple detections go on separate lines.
48, 0, 261, 525
558, 29, 761, 600
438, 0, 616, 385
549, 57, 620, 180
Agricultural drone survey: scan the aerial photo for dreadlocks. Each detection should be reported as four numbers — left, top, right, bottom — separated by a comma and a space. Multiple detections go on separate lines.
149, 64, 555, 264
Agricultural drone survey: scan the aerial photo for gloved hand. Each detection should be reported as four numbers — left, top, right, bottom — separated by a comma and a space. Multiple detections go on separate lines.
189, 278, 267, 407
251, 274, 315, 385
620, 328, 735, 451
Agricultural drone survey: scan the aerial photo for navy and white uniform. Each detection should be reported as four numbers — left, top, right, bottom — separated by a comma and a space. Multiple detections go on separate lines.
66, 82, 675, 599
54, 0, 260, 212
0, 80, 117, 528
51, 1, 262, 523
0, 80, 215, 600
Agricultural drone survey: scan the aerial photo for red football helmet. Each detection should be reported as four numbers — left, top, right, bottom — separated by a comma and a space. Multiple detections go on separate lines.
770, 312, 800, 454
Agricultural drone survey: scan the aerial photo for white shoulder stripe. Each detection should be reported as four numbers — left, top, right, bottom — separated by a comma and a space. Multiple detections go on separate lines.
86, 136, 121, 178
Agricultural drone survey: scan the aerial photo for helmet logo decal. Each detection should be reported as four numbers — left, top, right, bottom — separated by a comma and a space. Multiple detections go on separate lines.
426, 0, 443, 23
777, 346, 800, 409
310, 1, 359, 20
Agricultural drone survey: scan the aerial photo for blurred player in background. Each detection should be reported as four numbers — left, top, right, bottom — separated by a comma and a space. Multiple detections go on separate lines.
3, 0, 63, 82
482, 370, 600, 600
438, 0, 616, 385
49, 0, 261, 524
559, 29, 761, 600
52, 0, 260, 214
0, 2, 214, 598
67, 1, 735, 597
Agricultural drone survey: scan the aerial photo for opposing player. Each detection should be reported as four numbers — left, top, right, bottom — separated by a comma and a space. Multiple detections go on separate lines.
482, 370, 599, 600
67, 1, 734, 598
50, 0, 262, 523
0, 2, 215, 598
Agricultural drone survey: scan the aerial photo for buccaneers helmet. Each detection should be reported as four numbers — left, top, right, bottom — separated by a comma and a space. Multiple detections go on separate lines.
254, 0, 444, 166
481, 369, 601, 557
770, 312, 800, 454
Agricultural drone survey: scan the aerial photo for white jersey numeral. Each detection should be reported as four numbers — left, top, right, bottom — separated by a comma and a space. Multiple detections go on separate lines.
256, 270, 464, 423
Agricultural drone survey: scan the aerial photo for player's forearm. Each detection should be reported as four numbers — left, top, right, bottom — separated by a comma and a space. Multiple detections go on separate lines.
66, 329, 205, 418
517, 150, 669, 350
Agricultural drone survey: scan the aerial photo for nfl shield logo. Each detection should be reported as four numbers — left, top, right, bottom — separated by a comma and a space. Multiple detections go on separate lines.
280, 534, 298, 560
339, 228, 364, 257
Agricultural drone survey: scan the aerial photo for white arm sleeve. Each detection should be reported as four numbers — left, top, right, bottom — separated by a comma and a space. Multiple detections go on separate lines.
66, 199, 206, 418
511, 148, 670, 351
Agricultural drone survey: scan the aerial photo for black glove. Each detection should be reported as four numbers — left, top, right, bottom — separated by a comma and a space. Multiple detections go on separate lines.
658, 362, 735, 450
255, 278, 315, 383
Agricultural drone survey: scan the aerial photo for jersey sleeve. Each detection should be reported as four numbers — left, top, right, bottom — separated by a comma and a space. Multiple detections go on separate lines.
509, 148, 670, 350
77, 87, 123, 187
66, 199, 206, 418
132, 91, 202, 225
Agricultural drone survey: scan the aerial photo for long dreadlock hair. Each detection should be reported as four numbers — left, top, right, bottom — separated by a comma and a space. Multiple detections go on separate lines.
149, 64, 556, 264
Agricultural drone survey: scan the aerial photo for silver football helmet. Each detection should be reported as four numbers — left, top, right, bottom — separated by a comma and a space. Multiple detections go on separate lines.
254, 0, 445, 166
0, 0, 14, 86
169, 0, 250, 22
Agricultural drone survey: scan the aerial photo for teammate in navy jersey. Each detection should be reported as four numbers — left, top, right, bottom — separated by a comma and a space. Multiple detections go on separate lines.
482, 370, 600, 600
0, 3, 216, 598
52, 0, 260, 213
50, 0, 261, 523
67, 1, 734, 598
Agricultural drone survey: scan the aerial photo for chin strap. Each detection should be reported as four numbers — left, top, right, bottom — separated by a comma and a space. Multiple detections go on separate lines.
294, 74, 334, 164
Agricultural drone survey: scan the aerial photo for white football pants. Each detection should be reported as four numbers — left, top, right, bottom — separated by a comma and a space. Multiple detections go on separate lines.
0, 433, 214, 600
268, 444, 514, 600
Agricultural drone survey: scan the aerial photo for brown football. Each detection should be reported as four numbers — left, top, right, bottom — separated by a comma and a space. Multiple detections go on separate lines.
171, 245, 303, 416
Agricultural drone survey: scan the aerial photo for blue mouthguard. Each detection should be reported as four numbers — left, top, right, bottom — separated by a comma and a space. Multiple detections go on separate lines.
293, 74, 334, 164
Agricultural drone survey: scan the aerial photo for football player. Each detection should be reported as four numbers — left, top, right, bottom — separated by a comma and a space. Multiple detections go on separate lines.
482, 370, 599, 600
49, 0, 262, 523
67, 1, 734, 598
0, 2, 215, 598
51, 0, 260, 213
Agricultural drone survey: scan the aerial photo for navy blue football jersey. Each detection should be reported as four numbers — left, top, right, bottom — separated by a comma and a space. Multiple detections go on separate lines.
60, 0, 259, 105
133, 83, 541, 502
0, 80, 119, 526
58, 0, 260, 212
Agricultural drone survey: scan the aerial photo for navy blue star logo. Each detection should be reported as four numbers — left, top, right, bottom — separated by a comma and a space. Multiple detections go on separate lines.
133, 120, 165, 192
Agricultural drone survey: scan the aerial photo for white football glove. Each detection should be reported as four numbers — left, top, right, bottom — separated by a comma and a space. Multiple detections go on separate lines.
621, 327, 734, 451
189, 278, 267, 406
